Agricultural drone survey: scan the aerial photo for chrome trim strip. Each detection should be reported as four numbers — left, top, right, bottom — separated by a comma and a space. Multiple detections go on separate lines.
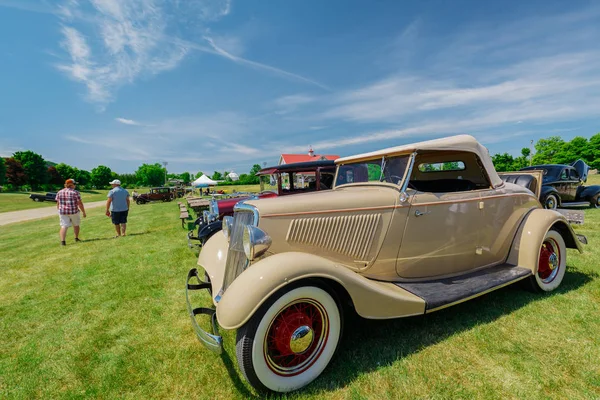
400, 152, 416, 194
233, 201, 260, 226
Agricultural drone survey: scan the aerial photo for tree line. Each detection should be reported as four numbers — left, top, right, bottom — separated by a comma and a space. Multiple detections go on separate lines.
492, 133, 600, 172
1, 133, 598, 191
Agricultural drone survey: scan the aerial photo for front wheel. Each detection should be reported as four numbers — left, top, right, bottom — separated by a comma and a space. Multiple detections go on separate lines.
33, 198, 40, 202
236, 283, 342, 393
544, 194, 558, 210
591, 196, 600, 209
528, 229, 566, 292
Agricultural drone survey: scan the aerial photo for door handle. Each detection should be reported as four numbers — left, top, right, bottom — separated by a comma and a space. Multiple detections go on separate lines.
415, 210, 430, 217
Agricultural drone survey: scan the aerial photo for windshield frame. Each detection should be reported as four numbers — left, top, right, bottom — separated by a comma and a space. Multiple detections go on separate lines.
333, 152, 415, 190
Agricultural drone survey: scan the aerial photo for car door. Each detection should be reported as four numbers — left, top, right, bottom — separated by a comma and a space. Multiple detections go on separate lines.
568, 168, 581, 200
557, 168, 572, 201
396, 190, 480, 279
477, 188, 538, 268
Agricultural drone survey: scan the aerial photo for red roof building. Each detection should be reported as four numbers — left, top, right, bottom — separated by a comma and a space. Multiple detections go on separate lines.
279, 147, 339, 165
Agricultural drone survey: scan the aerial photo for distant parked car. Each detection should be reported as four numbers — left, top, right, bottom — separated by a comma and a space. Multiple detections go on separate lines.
188, 160, 336, 246
520, 160, 600, 209
136, 187, 175, 204
29, 192, 57, 202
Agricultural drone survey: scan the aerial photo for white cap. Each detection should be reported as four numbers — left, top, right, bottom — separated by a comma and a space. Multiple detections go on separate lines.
109, 179, 121, 185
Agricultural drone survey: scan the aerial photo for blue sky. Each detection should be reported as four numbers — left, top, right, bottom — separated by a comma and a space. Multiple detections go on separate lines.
1, 0, 599, 175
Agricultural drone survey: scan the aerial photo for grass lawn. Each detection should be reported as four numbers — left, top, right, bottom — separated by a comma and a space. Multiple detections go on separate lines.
0, 190, 110, 213
212, 184, 261, 194
1, 197, 599, 399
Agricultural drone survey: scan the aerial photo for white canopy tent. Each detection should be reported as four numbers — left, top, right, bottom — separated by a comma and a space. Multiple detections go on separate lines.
227, 172, 240, 181
192, 175, 218, 187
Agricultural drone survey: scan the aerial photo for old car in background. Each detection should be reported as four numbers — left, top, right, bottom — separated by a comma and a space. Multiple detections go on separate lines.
185, 135, 586, 393
520, 160, 600, 209
135, 187, 175, 204
29, 192, 57, 202
188, 160, 336, 246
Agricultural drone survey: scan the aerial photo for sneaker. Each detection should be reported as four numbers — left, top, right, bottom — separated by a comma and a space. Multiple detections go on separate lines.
75, 238, 82, 242
61, 241, 66, 246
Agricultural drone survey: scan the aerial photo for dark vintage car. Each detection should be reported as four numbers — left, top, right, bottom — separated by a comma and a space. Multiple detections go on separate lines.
136, 187, 175, 204
520, 160, 600, 209
188, 160, 336, 246
29, 192, 57, 202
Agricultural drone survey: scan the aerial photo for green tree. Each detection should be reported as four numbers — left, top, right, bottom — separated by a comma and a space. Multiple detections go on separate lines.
5, 157, 27, 189
532, 136, 565, 164
90, 165, 113, 189
75, 169, 91, 187
47, 166, 63, 185
0, 157, 6, 186
180, 172, 191, 184
588, 133, 600, 170
13, 150, 47, 190
491, 153, 516, 172
521, 147, 531, 158
211, 171, 223, 180
55, 163, 77, 182
135, 163, 166, 187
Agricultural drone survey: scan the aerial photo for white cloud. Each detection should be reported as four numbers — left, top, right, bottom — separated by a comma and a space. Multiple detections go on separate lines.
115, 117, 141, 126
55, 0, 208, 107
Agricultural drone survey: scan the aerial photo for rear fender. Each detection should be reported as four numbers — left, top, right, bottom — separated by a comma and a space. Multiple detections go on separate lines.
577, 185, 600, 202
507, 209, 583, 274
541, 186, 560, 203
216, 252, 425, 330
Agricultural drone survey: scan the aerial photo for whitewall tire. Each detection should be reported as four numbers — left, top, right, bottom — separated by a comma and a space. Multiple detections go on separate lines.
236, 283, 342, 393
530, 229, 567, 292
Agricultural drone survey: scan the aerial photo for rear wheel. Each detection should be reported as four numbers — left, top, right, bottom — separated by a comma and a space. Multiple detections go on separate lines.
33, 198, 40, 202
236, 283, 342, 393
528, 229, 566, 292
544, 194, 558, 210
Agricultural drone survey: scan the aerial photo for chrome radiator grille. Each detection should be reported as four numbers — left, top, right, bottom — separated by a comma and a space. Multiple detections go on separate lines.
222, 210, 255, 291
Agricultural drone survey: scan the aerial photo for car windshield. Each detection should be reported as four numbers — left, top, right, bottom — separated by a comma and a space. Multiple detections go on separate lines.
335, 155, 410, 187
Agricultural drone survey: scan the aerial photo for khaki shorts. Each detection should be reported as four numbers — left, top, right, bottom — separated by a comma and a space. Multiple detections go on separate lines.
59, 213, 81, 227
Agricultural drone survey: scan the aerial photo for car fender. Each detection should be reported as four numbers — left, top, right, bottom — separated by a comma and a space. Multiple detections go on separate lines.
216, 252, 426, 330
577, 185, 600, 202
198, 220, 222, 242
507, 209, 583, 274
540, 185, 560, 203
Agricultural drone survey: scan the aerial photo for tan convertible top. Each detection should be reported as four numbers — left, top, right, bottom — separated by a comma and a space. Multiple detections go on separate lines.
335, 134, 503, 188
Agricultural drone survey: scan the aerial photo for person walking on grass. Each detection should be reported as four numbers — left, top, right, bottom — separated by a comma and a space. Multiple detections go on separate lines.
56, 178, 86, 246
106, 179, 130, 238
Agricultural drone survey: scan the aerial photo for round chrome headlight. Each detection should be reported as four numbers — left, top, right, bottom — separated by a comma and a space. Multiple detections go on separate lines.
242, 226, 272, 261
222, 216, 234, 240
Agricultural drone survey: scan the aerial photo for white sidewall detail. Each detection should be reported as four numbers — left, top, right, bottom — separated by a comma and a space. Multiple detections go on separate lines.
251, 286, 341, 393
535, 230, 566, 292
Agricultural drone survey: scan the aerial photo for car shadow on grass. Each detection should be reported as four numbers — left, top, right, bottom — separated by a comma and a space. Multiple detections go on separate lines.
300, 266, 596, 395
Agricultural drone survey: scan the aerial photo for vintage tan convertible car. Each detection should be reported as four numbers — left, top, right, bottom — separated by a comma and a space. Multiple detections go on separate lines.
186, 135, 586, 393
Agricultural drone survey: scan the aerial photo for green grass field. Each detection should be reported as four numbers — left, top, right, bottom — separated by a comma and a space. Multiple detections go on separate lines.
1, 190, 599, 399
0, 190, 110, 213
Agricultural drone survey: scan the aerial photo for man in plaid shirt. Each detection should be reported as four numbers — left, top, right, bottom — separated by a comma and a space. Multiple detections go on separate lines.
56, 179, 86, 246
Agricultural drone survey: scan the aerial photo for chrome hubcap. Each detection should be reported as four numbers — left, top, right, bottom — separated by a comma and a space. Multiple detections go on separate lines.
548, 253, 558, 271
290, 325, 314, 354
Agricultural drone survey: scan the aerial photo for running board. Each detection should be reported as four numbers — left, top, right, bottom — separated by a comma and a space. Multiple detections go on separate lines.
558, 202, 589, 207
395, 265, 531, 312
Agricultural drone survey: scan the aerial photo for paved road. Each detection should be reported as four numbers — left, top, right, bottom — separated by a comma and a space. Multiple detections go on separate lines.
0, 201, 107, 226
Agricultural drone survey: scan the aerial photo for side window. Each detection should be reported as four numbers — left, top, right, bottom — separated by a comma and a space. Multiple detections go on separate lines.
560, 169, 568, 180
570, 169, 580, 180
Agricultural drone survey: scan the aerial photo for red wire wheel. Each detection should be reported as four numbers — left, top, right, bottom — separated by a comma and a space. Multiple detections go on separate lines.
263, 299, 329, 376
537, 238, 561, 284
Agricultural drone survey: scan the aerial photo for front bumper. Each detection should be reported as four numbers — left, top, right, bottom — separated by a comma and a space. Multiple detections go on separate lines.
185, 268, 223, 353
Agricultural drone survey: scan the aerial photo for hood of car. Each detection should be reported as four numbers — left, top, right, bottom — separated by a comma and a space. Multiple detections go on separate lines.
246, 185, 400, 218
571, 159, 589, 182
